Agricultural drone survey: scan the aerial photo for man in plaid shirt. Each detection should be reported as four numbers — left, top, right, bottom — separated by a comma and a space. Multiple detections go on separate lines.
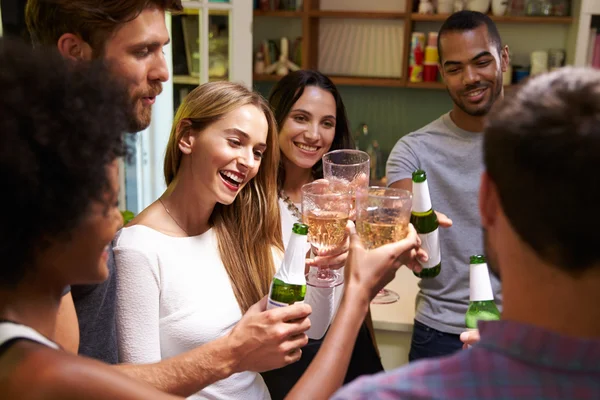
286, 67, 600, 400
331, 67, 600, 399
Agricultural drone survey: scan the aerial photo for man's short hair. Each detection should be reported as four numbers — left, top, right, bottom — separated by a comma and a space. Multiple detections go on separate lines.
484, 67, 600, 273
26, 0, 182, 54
437, 10, 502, 63
0, 38, 130, 287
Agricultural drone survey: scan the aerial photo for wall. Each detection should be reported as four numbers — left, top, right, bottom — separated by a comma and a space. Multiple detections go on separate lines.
254, 81, 453, 156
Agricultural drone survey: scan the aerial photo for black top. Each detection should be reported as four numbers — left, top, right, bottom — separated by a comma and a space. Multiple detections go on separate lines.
261, 319, 383, 400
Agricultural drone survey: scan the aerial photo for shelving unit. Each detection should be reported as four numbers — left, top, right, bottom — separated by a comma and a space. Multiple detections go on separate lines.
253, 0, 581, 89
410, 13, 573, 23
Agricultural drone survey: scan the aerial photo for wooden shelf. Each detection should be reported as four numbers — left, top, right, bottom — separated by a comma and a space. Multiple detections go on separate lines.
410, 13, 573, 24
327, 76, 405, 87
253, 73, 284, 82
253, 10, 305, 17
254, 73, 405, 87
405, 81, 446, 89
309, 10, 406, 19
173, 75, 200, 85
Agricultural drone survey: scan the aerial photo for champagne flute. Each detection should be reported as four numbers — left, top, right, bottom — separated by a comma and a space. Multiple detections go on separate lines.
356, 186, 413, 304
322, 150, 370, 219
302, 181, 351, 288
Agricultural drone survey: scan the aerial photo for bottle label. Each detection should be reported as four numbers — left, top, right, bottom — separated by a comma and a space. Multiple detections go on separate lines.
418, 229, 441, 269
266, 298, 304, 310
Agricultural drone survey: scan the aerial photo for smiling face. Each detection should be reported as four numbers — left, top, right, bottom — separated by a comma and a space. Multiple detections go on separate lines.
439, 25, 509, 117
278, 86, 337, 170
42, 161, 123, 286
182, 104, 269, 206
102, 6, 170, 132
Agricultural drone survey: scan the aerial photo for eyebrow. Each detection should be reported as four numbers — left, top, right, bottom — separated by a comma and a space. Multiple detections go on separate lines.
292, 108, 336, 120
226, 128, 267, 149
128, 38, 171, 51
443, 51, 493, 68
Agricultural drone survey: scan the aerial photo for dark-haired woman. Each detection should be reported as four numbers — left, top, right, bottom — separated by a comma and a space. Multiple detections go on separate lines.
261, 70, 384, 399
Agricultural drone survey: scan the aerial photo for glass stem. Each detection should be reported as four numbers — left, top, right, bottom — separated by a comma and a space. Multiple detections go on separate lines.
317, 266, 331, 280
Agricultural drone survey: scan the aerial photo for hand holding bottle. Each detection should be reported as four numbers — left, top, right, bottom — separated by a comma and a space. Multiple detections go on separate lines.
460, 329, 481, 349
226, 297, 312, 373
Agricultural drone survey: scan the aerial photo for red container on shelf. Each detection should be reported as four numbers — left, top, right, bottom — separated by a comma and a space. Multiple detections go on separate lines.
423, 63, 438, 82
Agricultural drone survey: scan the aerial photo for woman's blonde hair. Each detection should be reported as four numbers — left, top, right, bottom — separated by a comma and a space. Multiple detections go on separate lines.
164, 81, 283, 312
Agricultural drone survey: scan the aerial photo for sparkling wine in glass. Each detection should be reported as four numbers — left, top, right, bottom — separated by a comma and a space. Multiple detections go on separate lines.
322, 150, 370, 219
356, 186, 413, 304
302, 181, 351, 288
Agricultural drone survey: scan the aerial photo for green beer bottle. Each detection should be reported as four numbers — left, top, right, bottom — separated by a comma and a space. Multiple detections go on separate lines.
267, 223, 308, 309
465, 255, 501, 330
410, 169, 441, 278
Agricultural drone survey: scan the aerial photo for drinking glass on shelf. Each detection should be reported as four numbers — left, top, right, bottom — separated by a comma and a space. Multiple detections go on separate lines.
302, 181, 351, 288
322, 149, 370, 219
356, 186, 413, 304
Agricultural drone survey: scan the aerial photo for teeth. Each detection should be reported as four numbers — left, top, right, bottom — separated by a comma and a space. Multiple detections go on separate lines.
467, 89, 484, 97
221, 171, 243, 183
295, 143, 319, 152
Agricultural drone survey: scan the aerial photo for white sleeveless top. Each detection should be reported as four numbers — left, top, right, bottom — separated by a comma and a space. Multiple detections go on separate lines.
0, 322, 59, 350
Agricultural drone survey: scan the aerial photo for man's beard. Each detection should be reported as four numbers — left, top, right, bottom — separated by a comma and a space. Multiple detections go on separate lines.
483, 228, 501, 282
126, 83, 163, 133
449, 69, 503, 118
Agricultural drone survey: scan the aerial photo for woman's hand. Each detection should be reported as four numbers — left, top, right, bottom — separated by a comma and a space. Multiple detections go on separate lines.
305, 221, 351, 270
345, 222, 425, 301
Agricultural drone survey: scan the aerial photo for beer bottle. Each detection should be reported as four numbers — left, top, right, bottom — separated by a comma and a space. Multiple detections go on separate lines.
465, 255, 501, 330
411, 169, 441, 278
267, 223, 308, 309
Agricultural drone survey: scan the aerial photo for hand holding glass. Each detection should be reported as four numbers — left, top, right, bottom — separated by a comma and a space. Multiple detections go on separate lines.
302, 181, 351, 288
322, 150, 370, 220
356, 186, 413, 304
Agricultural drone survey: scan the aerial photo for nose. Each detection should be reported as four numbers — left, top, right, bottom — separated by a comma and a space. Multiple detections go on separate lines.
303, 121, 320, 142
238, 148, 258, 171
462, 65, 480, 86
149, 52, 169, 83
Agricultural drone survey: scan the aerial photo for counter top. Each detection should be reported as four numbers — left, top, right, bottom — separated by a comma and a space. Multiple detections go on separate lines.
370, 266, 420, 333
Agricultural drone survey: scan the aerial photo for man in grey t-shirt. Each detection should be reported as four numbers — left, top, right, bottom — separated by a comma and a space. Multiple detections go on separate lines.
386, 11, 509, 361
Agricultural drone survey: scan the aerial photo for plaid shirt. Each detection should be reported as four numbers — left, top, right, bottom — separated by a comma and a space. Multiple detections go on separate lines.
333, 320, 600, 399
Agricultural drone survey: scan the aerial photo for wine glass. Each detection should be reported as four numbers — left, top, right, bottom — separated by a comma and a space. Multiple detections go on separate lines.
322, 150, 370, 219
356, 186, 413, 304
301, 181, 351, 288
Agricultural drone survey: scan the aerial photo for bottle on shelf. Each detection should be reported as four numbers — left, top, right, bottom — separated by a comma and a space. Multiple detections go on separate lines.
410, 169, 441, 278
465, 254, 501, 330
267, 223, 308, 309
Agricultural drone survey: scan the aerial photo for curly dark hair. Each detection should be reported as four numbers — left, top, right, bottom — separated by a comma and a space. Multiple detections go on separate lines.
0, 38, 130, 287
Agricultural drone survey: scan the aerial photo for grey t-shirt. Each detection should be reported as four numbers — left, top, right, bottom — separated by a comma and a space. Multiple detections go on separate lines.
386, 112, 502, 335
71, 244, 118, 364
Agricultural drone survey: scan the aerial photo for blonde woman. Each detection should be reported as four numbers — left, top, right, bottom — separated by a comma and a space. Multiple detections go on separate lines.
113, 82, 311, 399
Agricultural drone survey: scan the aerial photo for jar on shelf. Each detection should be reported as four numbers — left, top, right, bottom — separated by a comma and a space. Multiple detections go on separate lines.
525, 0, 552, 16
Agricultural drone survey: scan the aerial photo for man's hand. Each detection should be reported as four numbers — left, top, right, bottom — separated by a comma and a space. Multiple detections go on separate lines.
345, 222, 425, 301
436, 210, 453, 228
226, 297, 311, 374
460, 329, 481, 349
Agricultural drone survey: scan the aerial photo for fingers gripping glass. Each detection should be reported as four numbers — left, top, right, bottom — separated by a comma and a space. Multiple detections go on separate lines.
356, 186, 412, 304
302, 181, 351, 288
322, 150, 370, 220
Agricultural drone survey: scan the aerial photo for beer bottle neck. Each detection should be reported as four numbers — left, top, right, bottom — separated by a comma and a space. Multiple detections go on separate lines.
276, 233, 308, 285
412, 180, 433, 213
469, 262, 494, 301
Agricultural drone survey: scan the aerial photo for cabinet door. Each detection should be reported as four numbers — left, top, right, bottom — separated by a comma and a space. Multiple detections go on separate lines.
120, 0, 253, 213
